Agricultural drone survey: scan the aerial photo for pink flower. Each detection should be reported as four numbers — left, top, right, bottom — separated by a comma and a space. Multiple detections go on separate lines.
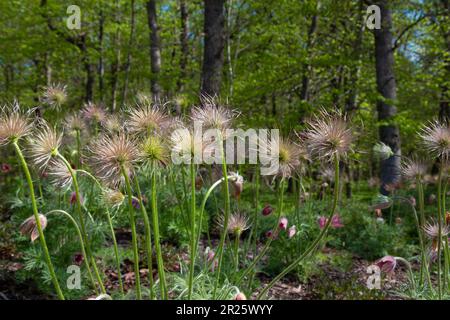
318, 214, 344, 229
265, 230, 277, 240
73, 252, 84, 266
1, 163, 11, 173
375, 255, 397, 273
331, 214, 344, 228
205, 247, 218, 271
279, 217, 288, 230
318, 216, 327, 229
261, 204, 273, 216
288, 225, 296, 239
234, 292, 247, 300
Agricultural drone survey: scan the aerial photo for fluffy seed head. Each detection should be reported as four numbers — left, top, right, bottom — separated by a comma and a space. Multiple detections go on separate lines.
401, 158, 428, 182
40, 83, 67, 109
126, 103, 168, 136
218, 212, 250, 236
260, 136, 300, 178
0, 103, 34, 145
64, 113, 86, 134
139, 135, 170, 168
190, 96, 237, 138
423, 219, 450, 239
28, 122, 62, 171
420, 121, 450, 159
104, 189, 125, 208
20, 214, 47, 242
87, 134, 139, 187
102, 114, 122, 134
82, 102, 107, 124
305, 109, 352, 161
47, 159, 73, 189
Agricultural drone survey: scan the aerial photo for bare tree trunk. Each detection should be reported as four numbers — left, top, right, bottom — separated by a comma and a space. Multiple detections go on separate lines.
177, 0, 189, 92
374, 0, 401, 195
345, 1, 365, 113
111, 0, 122, 112
44, 52, 52, 86
122, 0, 136, 105
146, 0, 162, 102
98, 10, 105, 102
299, 1, 319, 102
438, 0, 450, 122
201, 0, 225, 97
81, 37, 95, 103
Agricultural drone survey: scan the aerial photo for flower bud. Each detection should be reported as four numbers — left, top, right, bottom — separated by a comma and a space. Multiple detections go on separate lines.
261, 204, 273, 216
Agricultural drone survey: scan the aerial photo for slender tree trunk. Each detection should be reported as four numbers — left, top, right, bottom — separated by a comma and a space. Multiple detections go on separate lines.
98, 10, 105, 102
299, 1, 319, 102
44, 52, 52, 86
122, 0, 136, 105
146, 0, 162, 102
345, 1, 365, 113
438, 0, 450, 122
81, 37, 95, 103
177, 0, 189, 92
111, 0, 122, 112
374, 0, 401, 195
201, 0, 225, 97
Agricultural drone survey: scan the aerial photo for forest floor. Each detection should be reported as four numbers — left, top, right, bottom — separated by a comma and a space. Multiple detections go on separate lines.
0, 229, 410, 300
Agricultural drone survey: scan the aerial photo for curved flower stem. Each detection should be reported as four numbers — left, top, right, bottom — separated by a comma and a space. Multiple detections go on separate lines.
236, 179, 285, 286
212, 138, 231, 299
58, 154, 106, 294
45, 209, 98, 291
437, 164, 443, 299
150, 170, 167, 299
395, 257, 417, 293
168, 170, 189, 235
75, 129, 81, 168
256, 154, 340, 300
132, 176, 155, 299
392, 195, 432, 290
195, 175, 236, 260
188, 161, 197, 299
13, 142, 65, 300
77, 170, 125, 296
442, 179, 450, 293
120, 164, 142, 300
233, 233, 240, 271
245, 166, 260, 291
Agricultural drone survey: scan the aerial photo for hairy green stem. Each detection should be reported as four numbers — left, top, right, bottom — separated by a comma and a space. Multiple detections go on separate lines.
236, 179, 285, 286
133, 177, 155, 299
395, 257, 417, 293
45, 209, 98, 292
188, 161, 197, 299
58, 154, 105, 294
120, 164, 142, 300
437, 164, 443, 299
394, 195, 432, 289
150, 170, 167, 299
212, 138, 231, 299
77, 169, 124, 296
13, 142, 65, 300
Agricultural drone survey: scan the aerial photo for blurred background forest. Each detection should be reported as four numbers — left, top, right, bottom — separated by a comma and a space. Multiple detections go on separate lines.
0, 0, 448, 161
